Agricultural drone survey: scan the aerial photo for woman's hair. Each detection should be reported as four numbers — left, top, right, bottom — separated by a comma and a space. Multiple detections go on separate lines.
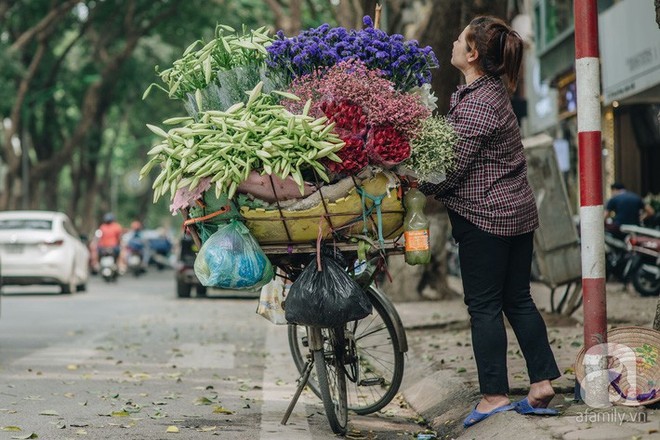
465, 16, 523, 92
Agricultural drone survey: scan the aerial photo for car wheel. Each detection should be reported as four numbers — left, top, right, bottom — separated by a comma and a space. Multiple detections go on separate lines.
177, 280, 191, 298
60, 279, 75, 294
196, 285, 207, 297
61, 266, 77, 294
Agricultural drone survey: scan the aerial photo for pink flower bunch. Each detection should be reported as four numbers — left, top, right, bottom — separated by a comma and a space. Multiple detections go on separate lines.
324, 136, 368, 175
285, 59, 430, 137
365, 126, 411, 167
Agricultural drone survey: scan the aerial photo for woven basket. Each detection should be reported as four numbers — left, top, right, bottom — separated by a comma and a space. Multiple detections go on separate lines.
239, 172, 404, 244
575, 326, 660, 406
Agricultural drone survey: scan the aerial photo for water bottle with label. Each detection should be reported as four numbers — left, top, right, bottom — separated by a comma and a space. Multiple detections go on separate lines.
403, 187, 431, 265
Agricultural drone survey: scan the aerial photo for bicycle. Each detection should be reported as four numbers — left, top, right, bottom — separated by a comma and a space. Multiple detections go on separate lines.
182, 172, 410, 434
264, 240, 408, 435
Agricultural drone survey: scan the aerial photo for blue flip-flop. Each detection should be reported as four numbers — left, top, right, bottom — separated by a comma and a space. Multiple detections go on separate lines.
514, 397, 559, 415
463, 403, 515, 428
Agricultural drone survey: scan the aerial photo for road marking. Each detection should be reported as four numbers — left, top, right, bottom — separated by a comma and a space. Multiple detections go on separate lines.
259, 325, 312, 440
168, 342, 235, 369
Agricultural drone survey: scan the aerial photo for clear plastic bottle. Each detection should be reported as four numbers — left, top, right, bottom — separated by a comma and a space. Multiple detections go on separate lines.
403, 187, 431, 265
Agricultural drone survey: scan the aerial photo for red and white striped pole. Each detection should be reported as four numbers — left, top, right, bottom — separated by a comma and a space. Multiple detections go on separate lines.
575, 0, 609, 407
575, 1, 607, 349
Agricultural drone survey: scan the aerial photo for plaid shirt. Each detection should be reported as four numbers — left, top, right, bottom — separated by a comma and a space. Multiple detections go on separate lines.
419, 75, 539, 236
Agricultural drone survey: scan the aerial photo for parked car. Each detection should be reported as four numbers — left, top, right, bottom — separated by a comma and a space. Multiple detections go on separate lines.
0, 211, 89, 294
175, 233, 206, 298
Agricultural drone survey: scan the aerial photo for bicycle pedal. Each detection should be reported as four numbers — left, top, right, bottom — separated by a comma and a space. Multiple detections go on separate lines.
358, 377, 385, 386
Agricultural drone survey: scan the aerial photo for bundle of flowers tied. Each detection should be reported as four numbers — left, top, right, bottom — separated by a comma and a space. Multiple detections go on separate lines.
141, 16, 457, 251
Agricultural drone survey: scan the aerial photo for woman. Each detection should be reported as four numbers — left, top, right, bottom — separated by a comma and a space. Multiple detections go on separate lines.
419, 16, 561, 428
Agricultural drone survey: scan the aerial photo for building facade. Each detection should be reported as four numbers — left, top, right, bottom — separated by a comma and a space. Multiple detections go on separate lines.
528, 0, 660, 209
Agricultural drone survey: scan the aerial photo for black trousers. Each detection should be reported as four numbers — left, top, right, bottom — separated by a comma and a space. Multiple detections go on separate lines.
448, 211, 561, 394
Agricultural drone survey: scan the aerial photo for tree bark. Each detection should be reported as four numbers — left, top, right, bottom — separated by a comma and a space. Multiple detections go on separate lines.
656, 0, 660, 28
264, 0, 304, 35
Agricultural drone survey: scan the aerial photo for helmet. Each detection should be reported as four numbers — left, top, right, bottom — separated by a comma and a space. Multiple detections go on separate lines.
103, 212, 115, 223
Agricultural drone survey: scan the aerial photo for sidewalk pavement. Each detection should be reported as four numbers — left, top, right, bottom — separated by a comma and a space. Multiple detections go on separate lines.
394, 277, 660, 440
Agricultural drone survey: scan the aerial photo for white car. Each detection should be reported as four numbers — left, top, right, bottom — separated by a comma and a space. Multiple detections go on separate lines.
0, 211, 89, 293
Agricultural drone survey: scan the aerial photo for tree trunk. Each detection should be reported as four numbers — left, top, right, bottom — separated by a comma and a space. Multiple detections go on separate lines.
656, 0, 660, 28
264, 0, 304, 35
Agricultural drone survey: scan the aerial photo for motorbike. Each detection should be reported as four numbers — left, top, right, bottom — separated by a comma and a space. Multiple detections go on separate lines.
620, 224, 660, 296
604, 225, 632, 283
98, 247, 119, 282
148, 236, 172, 270
125, 238, 147, 277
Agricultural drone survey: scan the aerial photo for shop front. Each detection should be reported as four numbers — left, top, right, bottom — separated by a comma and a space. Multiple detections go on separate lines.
599, 0, 660, 199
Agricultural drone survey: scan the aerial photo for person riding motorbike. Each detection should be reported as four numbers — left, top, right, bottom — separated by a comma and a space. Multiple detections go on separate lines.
94, 213, 124, 272
123, 220, 150, 273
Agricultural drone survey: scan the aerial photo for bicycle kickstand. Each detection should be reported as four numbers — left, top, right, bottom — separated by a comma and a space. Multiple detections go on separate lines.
281, 359, 314, 425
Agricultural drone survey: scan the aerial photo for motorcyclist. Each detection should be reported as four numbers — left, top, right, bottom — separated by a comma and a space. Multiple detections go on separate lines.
94, 213, 124, 271
124, 220, 149, 271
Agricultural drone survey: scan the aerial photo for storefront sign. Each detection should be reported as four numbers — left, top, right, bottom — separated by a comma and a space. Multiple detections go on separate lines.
599, 0, 660, 105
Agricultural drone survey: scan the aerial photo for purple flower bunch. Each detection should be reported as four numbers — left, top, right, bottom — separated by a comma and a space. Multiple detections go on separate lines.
266, 16, 438, 91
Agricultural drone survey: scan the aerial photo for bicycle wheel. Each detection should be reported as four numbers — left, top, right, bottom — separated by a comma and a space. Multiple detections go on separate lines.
313, 327, 348, 435
288, 286, 405, 414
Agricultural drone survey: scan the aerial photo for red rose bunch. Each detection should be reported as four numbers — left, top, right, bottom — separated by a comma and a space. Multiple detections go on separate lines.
320, 100, 368, 138
324, 136, 368, 175
365, 126, 411, 167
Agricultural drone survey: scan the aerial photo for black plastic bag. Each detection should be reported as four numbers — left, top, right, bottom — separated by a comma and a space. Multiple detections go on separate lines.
285, 254, 372, 328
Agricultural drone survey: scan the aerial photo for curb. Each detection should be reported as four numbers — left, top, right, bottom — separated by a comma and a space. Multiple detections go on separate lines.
401, 352, 478, 438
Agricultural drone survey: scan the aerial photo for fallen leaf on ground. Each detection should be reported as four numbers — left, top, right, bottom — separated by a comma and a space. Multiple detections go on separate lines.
149, 410, 167, 419
67, 364, 79, 370
197, 426, 217, 432
194, 397, 214, 406
1, 426, 22, 432
212, 406, 234, 415
38, 410, 59, 416
11, 434, 38, 439
166, 426, 179, 433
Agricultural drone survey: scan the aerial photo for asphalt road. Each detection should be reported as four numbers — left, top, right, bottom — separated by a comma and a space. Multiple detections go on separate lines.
0, 270, 423, 440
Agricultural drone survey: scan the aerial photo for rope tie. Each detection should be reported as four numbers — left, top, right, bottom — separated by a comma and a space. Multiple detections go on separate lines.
356, 187, 386, 247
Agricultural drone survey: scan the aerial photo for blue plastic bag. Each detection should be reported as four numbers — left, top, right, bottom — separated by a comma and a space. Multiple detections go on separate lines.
194, 220, 273, 290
